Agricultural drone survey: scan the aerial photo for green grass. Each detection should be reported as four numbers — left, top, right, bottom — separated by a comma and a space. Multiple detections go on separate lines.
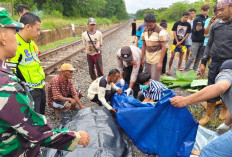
12, 14, 115, 30
39, 36, 81, 52
41, 17, 114, 30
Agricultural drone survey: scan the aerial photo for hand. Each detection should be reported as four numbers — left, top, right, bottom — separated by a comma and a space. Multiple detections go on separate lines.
96, 46, 101, 51
111, 108, 117, 113
199, 64, 205, 78
141, 58, 145, 67
217, 123, 230, 130
210, 16, 216, 24
157, 62, 162, 71
170, 96, 188, 108
125, 88, 132, 96
64, 103, 71, 110
69, 98, 76, 105
120, 79, 125, 86
196, 25, 203, 31
79, 104, 86, 109
117, 89, 123, 95
78, 131, 90, 147
176, 42, 181, 47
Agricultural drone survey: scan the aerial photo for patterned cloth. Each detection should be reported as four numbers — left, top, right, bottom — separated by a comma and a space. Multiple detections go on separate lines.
47, 74, 78, 108
0, 59, 81, 156
141, 80, 167, 101
141, 25, 167, 64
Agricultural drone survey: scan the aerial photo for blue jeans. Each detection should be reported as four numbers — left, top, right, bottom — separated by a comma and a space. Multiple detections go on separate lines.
200, 130, 232, 157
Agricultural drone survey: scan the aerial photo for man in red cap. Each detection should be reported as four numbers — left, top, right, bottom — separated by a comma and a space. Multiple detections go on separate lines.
47, 63, 85, 113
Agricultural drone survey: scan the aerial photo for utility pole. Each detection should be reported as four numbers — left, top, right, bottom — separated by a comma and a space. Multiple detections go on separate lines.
11, 0, 14, 16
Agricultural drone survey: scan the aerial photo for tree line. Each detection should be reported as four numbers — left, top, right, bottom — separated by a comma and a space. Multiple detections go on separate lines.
135, 0, 217, 22
2, 0, 128, 20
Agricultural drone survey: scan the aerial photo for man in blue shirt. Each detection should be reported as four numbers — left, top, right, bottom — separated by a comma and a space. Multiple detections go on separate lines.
136, 23, 146, 49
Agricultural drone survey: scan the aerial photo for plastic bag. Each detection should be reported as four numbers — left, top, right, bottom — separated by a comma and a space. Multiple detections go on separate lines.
111, 89, 199, 157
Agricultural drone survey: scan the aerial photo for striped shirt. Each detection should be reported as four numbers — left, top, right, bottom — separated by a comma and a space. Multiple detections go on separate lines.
141, 26, 167, 64
141, 80, 167, 101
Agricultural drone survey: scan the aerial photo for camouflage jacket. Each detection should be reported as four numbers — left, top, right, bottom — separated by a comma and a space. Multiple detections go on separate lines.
0, 60, 81, 156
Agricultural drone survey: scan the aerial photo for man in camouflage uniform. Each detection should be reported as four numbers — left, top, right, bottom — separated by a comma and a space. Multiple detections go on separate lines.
0, 8, 90, 156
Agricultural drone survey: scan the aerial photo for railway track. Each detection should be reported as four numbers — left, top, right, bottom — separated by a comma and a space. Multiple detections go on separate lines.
39, 21, 129, 76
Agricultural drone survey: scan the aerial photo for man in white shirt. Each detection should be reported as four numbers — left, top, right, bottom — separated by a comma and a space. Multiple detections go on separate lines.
87, 69, 123, 113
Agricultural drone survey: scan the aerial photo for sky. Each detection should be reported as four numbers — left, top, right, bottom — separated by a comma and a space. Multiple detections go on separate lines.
125, 0, 200, 14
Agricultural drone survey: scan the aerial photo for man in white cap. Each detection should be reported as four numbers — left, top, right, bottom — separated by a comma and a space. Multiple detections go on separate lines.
47, 63, 85, 113
82, 18, 103, 81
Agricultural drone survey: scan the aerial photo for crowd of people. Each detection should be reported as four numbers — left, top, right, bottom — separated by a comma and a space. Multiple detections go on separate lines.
0, 0, 232, 156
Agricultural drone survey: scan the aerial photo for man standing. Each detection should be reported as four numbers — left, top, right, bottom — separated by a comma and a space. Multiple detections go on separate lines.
185, 8, 196, 65
184, 4, 210, 71
171, 59, 232, 156
6, 12, 46, 115
47, 63, 85, 113
136, 23, 146, 49
141, 13, 167, 81
87, 69, 123, 113
168, 11, 191, 74
198, 0, 232, 125
0, 8, 90, 156
82, 18, 103, 81
16, 4, 30, 32
117, 45, 143, 97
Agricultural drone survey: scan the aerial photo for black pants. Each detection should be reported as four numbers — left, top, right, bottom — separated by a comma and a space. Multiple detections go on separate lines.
123, 65, 143, 98
162, 50, 168, 74
91, 89, 116, 106
207, 59, 226, 103
30, 87, 46, 115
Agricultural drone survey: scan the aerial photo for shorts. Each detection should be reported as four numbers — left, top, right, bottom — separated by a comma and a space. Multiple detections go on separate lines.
185, 45, 191, 50
53, 101, 69, 109
172, 45, 186, 53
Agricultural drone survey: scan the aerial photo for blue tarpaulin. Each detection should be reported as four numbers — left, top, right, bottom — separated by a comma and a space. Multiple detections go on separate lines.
111, 87, 199, 157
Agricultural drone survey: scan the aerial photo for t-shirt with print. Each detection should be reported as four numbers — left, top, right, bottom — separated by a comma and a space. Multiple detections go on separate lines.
141, 25, 167, 64
82, 30, 103, 56
215, 69, 232, 117
172, 21, 191, 45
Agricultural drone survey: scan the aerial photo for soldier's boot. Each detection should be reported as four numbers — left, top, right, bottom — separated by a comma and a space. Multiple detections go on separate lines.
219, 103, 228, 120
199, 102, 216, 126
